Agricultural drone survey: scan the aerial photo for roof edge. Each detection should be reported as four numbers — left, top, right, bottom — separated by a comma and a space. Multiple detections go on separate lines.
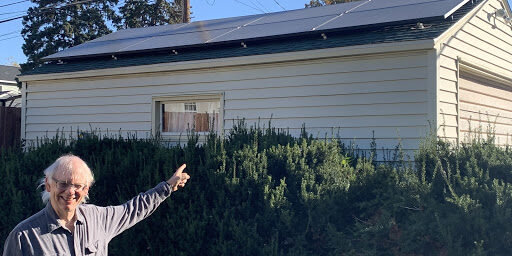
42, 16, 444, 62
444, 0, 471, 18
0, 80, 17, 85
433, 0, 486, 46
19, 39, 435, 82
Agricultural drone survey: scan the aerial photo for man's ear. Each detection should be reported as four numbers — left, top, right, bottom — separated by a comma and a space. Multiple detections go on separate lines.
45, 177, 51, 192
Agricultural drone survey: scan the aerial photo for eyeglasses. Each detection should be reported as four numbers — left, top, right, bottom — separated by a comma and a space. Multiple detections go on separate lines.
51, 177, 88, 192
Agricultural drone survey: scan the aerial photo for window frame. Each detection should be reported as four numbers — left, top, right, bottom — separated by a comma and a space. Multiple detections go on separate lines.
152, 93, 224, 137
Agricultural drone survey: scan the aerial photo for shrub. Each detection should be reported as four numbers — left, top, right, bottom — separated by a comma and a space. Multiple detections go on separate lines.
1, 125, 512, 255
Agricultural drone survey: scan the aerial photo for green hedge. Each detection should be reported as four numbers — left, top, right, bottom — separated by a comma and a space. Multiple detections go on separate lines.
1, 126, 512, 255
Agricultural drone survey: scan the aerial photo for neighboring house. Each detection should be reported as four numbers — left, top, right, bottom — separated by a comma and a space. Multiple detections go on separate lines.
0, 65, 21, 107
17, 0, 512, 157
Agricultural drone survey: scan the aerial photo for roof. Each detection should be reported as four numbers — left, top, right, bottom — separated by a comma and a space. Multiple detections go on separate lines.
0, 91, 21, 107
23, 0, 483, 76
0, 65, 20, 82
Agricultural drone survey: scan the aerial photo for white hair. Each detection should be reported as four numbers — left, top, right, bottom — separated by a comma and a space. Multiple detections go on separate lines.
38, 154, 95, 204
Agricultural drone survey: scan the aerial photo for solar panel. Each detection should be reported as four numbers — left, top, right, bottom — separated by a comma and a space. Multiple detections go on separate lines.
43, 0, 470, 61
353, 0, 468, 17
91, 23, 188, 42
104, 15, 271, 53
46, 37, 148, 60
207, 15, 338, 43
122, 27, 238, 52
318, 0, 469, 30
248, 0, 364, 25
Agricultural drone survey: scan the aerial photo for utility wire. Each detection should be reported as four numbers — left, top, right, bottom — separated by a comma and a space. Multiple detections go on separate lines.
0, 35, 20, 42
0, 10, 26, 16
0, 0, 29, 8
251, 0, 270, 12
0, 0, 113, 24
233, 0, 265, 13
203, 0, 216, 6
0, 15, 23, 23
273, 0, 286, 11
0, 30, 21, 38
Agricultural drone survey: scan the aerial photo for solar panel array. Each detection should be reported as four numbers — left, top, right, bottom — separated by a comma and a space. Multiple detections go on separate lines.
44, 0, 469, 61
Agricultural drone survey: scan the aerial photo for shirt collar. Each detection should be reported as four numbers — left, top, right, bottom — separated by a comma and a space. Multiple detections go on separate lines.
44, 203, 85, 234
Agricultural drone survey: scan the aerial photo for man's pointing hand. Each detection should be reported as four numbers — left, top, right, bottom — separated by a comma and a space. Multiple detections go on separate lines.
167, 164, 190, 192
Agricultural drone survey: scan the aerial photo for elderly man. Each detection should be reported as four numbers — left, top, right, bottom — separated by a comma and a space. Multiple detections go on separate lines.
3, 154, 190, 256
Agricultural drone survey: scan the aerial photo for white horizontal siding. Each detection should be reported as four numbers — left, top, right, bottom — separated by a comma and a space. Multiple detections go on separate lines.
225, 102, 427, 119
26, 112, 151, 124
437, 0, 512, 143
459, 101, 512, 120
25, 50, 431, 153
225, 90, 426, 110
26, 104, 150, 116
460, 87, 512, 111
25, 122, 150, 132
27, 53, 429, 93
459, 74, 512, 143
440, 78, 457, 93
227, 114, 428, 128
25, 130, 150, 140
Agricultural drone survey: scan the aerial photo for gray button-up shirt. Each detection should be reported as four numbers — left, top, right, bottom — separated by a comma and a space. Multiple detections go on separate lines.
3, 181, 172, 256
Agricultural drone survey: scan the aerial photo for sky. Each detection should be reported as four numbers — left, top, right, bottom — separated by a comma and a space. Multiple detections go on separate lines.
0, 0, 311, 66
0, 0, 511, 66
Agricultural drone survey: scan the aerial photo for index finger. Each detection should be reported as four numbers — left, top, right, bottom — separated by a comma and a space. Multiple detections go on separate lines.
174, 164, 187, 176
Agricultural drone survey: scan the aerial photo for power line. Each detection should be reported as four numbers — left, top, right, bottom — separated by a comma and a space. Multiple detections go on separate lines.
273, 0, 286, 11
234, 0, 265, 13
0, 30, 21, 38
0, 0, 114, 24
39, 0, 113, 10
0, 10, 26, 16
0, 0, 29, 8
203, 0, 216, 6
251, 0, 270, 13
0, 15, 23, 23
0, 35, 20, 42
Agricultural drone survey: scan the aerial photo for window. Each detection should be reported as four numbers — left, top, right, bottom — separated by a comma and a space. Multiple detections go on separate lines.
153, 95, 222, 135
184, 103, 197, 112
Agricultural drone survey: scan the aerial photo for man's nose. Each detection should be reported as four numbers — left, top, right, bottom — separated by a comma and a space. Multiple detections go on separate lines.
63, 185, 78, 193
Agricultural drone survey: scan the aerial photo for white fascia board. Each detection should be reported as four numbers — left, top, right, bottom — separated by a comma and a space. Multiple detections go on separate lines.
433, 0, 487, 47
18, 39, 435, 82
0, 80, 17, 85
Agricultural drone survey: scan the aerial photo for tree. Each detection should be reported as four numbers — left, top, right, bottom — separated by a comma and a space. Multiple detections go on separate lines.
21, 0, 119, 71
306, 0, 354, 7
118, 0, 184, 29
21, 0, 185, 72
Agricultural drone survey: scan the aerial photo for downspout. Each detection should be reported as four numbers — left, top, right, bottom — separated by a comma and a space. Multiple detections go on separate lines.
456, 57, 461, 145
20, 81, 27, 145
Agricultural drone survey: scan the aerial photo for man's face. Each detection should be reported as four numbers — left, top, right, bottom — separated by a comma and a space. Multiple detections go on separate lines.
46, 166, 89, 217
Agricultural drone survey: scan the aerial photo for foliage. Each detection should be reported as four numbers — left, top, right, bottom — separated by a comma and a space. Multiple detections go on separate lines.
1, 125, 512, 255
21, 0, 119, 71
21, 0, 184, 72
117, 0, 184, 29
